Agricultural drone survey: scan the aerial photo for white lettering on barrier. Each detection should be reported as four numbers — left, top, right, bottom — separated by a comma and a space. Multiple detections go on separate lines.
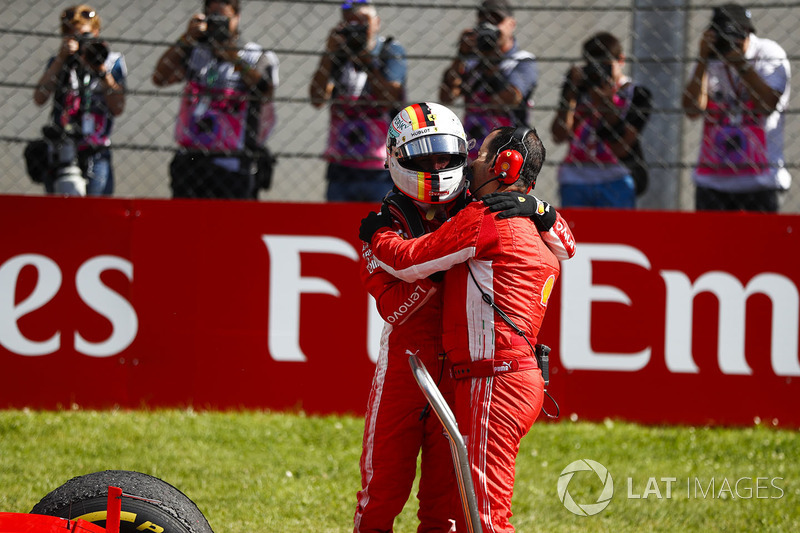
560, 244, 800, 376
0, 253, 136, 357
560, 244, 652, 371
662, 270, 800, 376
261, 235, 359, 362
6, 240, 798, 378
74, 256, 138, 357
0, 254, 62, 355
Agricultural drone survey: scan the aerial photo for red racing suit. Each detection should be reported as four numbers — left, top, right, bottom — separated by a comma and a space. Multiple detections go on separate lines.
355, 206, 459, 533
369, 201, 563, 533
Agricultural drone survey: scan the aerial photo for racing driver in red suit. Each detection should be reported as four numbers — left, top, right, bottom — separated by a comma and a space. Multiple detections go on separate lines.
355, 105, 574, 532
360, 124, 567, 532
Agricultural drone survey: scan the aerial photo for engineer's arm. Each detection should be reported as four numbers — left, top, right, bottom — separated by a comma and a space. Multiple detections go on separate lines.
541, 212, 576, 261
481, 192, 576, 261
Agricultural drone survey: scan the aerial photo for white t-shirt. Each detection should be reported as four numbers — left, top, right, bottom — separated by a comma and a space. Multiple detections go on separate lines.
176, 42, 279, 172
692, 34, 791, 192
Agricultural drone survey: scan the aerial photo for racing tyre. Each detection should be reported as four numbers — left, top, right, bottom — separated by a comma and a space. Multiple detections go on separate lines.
31, 470, 214, 533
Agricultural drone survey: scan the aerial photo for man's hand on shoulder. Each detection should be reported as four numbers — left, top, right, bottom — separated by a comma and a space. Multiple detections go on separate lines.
482, 192, 557, 231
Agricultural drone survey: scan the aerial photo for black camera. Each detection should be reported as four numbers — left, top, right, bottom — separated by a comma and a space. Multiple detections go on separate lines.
65, 33, 108, 69
582, 61, 613, 88
475, 22, 501, 52
78, 33, 109, 68
711, 26, 747, 57
42, 123, 86, 195
337, 23, 368, 53
200, 14, 232, 44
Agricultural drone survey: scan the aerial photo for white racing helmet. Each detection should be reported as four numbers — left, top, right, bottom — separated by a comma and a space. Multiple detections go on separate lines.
386, 102, 469, 204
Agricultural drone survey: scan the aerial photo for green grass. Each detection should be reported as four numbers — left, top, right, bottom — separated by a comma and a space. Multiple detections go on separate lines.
0, 410, 797, 532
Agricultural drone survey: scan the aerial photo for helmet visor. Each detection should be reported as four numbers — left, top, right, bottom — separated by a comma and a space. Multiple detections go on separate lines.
398, 135, 468, 161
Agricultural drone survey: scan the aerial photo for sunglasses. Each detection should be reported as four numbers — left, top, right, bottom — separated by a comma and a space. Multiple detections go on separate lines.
61, 9, 96, 21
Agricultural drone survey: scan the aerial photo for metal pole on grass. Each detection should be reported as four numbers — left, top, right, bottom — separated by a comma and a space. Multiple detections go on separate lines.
409, 355, 483, 533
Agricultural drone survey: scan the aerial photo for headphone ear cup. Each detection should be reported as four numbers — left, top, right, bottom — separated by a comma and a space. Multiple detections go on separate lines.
493, 150, 524, 185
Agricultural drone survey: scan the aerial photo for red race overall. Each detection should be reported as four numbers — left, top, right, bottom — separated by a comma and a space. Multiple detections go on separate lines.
370, 201, 561, 533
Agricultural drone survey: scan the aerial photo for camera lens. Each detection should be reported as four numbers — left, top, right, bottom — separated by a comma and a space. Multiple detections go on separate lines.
84, 41, 109, 66
475, 22, 500, 52
338, 24, 368, 53
76, 33, 109, 67
200, 14, 231, 43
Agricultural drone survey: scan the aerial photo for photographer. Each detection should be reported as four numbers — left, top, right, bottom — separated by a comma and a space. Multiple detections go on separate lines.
439, 0, 538, 159
32, 4, 126, 196
152, 0, 279, 200
682, 3, 791, 212
309, 0, 407, 202
550, 31, 652, 209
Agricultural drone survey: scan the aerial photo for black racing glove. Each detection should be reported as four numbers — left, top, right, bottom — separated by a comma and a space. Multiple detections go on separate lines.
482, 192, 557, 232
359, 204, 393, 243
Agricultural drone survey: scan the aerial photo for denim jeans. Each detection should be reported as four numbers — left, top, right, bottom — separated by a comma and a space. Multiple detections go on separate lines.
44, 148, 114, 196
560, 175, 636, 209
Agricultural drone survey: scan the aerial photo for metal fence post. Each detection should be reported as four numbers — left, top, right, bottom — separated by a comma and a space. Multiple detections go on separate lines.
631, 0, 687, 210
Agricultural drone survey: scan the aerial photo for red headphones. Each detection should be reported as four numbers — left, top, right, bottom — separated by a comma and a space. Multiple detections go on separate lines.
491, 127, 531, 185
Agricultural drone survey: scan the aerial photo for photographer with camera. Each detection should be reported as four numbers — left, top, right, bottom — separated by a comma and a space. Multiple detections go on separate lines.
682, 3, 791, 212
550, 31, 652, 209
31, 4, 126, 196
152, 0, 279, 200
439, 0, 538, 159
309, 0, 407, 202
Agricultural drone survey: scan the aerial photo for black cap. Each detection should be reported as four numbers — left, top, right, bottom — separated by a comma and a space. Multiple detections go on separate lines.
711, 3, 755, 37
479, 0, 513, 20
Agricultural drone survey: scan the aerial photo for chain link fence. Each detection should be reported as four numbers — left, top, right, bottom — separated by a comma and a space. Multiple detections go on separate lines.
0, 0, 797, 210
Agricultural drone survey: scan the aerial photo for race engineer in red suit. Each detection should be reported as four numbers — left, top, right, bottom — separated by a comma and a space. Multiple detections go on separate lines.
356, 106, 574, 532
360, 124, 565, 533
